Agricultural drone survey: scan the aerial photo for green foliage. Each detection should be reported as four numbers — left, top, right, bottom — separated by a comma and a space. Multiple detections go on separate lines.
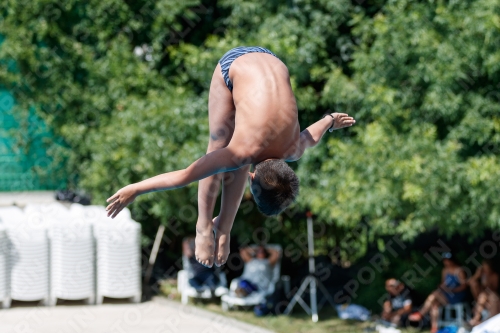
298, 0, 500, 240
1, 0, 499, 259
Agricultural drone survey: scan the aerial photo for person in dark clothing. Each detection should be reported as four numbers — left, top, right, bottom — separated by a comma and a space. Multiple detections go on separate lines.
382, 279, 413, 326
183, 237, 219, 293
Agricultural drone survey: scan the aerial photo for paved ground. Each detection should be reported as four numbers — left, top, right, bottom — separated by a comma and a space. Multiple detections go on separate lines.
0, 297, 274, 333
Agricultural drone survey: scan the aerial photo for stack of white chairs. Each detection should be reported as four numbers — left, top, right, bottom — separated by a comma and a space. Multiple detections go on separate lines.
71, 204, 141, 304
0, 206, 24, 222
6, 205, 51, 305
0, 203, 141, 308
69, 204, 105, 224
94, 210, 142, 304
46, 204, 95, 305
0, 206, 23, 309
0, 224, 10, 309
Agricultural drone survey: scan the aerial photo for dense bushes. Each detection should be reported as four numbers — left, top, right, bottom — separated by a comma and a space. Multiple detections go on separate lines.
1, 0, 499, 262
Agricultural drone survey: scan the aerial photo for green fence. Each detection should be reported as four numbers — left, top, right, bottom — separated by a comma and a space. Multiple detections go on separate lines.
0, 89, 66, 191
0, 32, 67, 191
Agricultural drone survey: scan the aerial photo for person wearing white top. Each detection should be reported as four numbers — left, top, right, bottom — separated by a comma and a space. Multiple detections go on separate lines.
235, 246, 280, 297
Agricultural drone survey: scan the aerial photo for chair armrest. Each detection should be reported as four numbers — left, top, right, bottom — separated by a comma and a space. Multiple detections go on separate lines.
265, 282, 275, 296
178, 270, 188, 292
230, 277, 241, 291
218, 271, 228, 288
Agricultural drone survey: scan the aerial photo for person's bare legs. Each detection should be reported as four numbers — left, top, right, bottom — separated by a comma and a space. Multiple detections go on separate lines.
390, 314, 402, 326
419, 290, 448, 315
382, 300, 392, 321
486, 290, 500, 318
213, 165, 250, 266
470, 289, 500, 326
410, 289, 448, 330
195, 63, 236, 267
470, 291, 488, 326
430, 304, 440, 333
195, 174, 222, 267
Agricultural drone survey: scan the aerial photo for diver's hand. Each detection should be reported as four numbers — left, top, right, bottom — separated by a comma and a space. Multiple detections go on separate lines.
331, 112, 356, 130
106, 184, 138, 218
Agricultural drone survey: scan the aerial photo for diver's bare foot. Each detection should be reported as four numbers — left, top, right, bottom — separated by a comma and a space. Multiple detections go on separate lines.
195, 223, 215, 267
213, 217, 231, 267
214, 231, 230, 267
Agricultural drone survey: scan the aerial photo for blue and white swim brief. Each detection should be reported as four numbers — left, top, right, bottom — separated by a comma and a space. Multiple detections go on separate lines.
218, 46, 278, 92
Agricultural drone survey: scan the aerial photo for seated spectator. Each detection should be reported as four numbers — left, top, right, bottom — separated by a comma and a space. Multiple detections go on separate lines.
382, 279, 413, 326
235, 245, 280, 297
409, 252, 467, 333
468, 259, 499, 326
182, 237, 219, 293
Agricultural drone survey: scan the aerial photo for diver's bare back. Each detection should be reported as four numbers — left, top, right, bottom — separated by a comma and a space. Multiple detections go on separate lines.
228, 52, 300, 163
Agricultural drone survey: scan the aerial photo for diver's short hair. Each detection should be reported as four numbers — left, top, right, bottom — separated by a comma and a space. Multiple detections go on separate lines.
251, 159, 299, 216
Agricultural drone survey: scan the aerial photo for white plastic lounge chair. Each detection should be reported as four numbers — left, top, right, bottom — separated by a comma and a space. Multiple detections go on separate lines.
178, 255, 229, 305
221, 244, 284, 311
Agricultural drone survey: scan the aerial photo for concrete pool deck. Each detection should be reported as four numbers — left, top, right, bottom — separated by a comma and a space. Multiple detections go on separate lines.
0, 297, 274, 333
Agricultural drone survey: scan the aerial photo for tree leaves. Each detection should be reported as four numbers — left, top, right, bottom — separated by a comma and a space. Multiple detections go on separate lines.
1, 0, 499, 258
